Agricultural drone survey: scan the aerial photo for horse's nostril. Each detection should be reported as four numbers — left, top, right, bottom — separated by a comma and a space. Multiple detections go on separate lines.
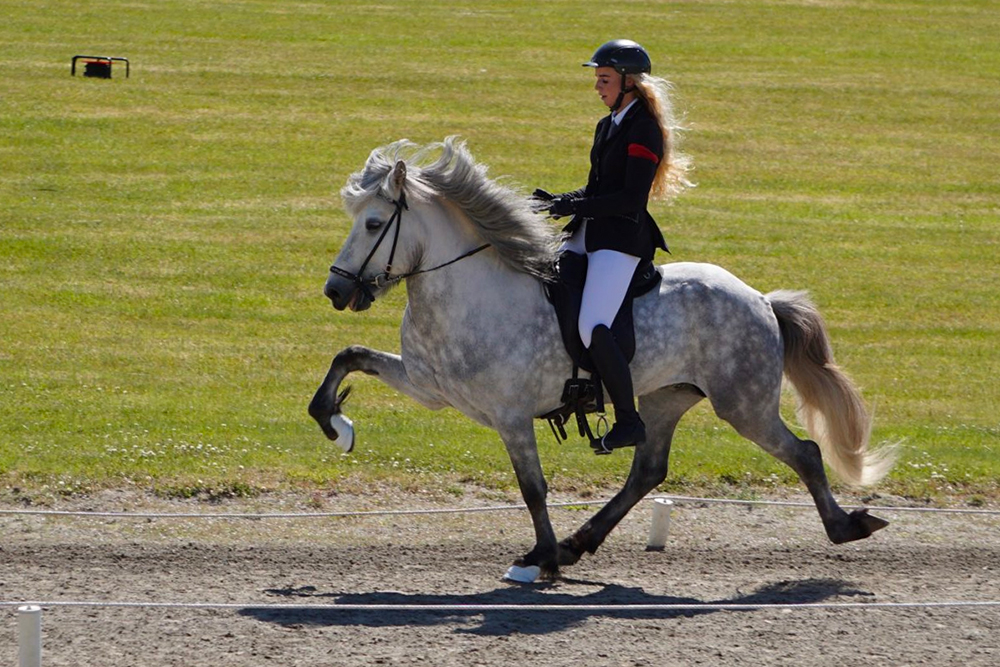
324, 283, 339, 302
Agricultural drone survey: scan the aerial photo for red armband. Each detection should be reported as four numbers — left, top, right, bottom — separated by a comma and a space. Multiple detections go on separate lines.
627, 143, 660, 164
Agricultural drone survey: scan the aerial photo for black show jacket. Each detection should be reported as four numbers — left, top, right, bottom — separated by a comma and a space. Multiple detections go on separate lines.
562, 101, 668, 261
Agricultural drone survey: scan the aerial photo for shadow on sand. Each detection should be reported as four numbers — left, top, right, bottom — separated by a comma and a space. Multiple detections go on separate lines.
239, 578, 872, 635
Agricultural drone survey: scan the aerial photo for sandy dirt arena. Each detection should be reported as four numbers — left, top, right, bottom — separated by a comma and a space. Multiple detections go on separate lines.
2, 490, 998, 666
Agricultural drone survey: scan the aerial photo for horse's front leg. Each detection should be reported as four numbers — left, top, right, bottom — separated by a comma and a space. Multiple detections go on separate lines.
308, 345, 447, 442
499, 420, 560, 581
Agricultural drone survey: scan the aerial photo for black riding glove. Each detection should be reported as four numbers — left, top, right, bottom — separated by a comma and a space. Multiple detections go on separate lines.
529, 188, 557, 214
548, 197, 578, 218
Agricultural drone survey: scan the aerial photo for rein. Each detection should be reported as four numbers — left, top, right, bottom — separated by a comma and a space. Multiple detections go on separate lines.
329, 190, 491, 303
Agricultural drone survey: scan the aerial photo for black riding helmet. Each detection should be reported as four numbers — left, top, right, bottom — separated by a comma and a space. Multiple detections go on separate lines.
583, 39, 652, 111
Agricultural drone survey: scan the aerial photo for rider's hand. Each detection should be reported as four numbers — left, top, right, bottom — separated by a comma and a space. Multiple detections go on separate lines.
548, 197, 578, 218
531, 188, 555, 201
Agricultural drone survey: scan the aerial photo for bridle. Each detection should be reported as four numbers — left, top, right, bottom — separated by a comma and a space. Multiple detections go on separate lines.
328, 190, 491, 304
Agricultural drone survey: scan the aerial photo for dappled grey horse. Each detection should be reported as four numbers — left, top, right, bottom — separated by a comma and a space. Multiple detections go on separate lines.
310, 138, 895, 580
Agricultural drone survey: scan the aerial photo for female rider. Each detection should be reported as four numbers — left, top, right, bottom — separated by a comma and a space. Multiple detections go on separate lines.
536, 39, 691, 453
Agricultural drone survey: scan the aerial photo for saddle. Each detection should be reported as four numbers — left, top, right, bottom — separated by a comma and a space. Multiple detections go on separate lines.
540, 252, 661, 444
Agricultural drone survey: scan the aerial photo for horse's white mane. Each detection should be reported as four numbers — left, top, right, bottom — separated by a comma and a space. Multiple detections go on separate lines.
341, 137, 561, 279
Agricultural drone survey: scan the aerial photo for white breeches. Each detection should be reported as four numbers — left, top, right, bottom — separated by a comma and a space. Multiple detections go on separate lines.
561, 222, 641, 349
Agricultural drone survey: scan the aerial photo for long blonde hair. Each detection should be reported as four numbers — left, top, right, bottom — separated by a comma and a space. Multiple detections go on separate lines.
633, 73, 693, 201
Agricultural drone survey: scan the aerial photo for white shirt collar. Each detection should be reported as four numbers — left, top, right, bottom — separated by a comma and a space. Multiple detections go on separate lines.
611, 99, 638, 126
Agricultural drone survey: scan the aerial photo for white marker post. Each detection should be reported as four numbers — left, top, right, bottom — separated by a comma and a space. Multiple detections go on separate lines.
18, 605, 42, 667
646, 498, 674, 551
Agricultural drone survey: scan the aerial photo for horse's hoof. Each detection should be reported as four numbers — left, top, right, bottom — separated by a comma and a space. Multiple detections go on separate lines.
503, 564, 541, 584
511, 551, 560, 581
328, 413, 355, 453
557, 537, 585, 566
829, 508, 889, 544
852, 508, 889, 535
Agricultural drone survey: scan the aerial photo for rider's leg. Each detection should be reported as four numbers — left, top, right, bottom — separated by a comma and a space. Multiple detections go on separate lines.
577, 249, 639, 348
589, 324, 645, 450
579, 250, 644, 451
560, 219, 588, 256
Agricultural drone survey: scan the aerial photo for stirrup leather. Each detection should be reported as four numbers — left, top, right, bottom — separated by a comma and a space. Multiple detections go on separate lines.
540, 366, 606, 445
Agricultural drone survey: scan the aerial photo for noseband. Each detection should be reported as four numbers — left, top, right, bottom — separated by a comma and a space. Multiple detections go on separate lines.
329, 190, 491, 304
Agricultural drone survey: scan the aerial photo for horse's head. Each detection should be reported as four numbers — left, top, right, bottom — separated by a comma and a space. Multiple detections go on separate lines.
325, 153, 421, 312
324, 137, 560, 312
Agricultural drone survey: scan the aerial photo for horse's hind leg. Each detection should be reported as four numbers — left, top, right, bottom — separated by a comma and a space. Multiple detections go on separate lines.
558, 384, 704, 566
724, 407, 888, 544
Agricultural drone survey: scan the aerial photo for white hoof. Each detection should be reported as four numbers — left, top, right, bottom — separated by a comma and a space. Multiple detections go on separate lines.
329, 413, 355, 453
503, 565, 541, 584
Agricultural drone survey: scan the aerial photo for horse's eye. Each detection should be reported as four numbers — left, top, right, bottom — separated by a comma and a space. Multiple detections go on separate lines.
365, 217, 384, 231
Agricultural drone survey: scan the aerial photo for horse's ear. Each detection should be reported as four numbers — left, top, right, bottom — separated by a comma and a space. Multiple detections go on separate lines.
392, 160, 407, 192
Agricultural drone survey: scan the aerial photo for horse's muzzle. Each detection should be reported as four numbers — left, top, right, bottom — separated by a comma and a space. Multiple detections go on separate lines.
324, 274, 371, 312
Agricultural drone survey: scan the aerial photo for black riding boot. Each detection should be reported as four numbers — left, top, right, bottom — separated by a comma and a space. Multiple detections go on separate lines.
588, 324, 645, 453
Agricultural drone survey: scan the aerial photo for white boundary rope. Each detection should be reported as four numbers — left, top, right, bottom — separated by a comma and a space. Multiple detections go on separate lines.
6, 496, 1000, 627
652, 495, 1000, 515
0, 494, 997, 519
3, 600, 1000, 612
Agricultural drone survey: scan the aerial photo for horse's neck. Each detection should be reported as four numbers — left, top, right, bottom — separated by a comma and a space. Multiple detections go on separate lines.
418, 198, 485, 267
405, 247, 543, 322
402, 199, 553, 341
397, 201, 568, 417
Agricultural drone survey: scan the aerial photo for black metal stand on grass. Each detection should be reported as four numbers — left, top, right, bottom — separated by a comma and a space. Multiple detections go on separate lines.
71, 55, 129, 78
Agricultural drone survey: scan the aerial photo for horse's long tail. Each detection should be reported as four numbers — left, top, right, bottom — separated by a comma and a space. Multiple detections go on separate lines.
767, 290, 896, 486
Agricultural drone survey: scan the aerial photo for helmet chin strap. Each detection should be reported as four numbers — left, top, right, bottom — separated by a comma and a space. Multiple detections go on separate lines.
610, 75, 636, 112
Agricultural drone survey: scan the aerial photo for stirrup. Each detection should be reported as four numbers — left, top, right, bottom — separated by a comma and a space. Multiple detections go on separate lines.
589, 418, 645, 455
591, 434, 614, 456
590, 414, 612, 455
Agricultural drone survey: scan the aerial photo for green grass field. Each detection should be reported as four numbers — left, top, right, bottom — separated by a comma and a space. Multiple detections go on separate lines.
2, 0, 998, 504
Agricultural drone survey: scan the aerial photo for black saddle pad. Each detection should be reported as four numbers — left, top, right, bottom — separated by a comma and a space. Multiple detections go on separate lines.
544, 252, 661, 374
